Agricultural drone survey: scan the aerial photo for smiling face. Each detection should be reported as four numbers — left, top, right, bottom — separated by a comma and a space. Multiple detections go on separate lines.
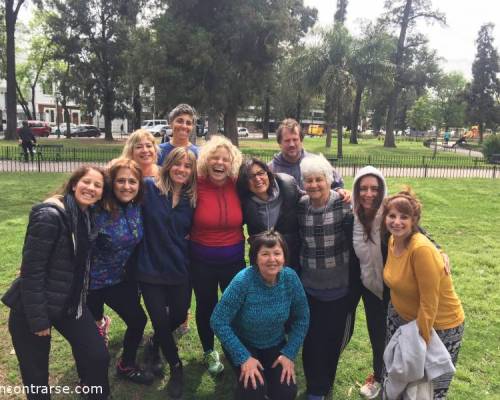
248, 164, 270, 199
72, 169, 104, 210
207, 146, 231, 186
279, 127, 303, 163
303, 173, 330, 206
172, 113, 194, 144
132, 138, 156, 168
358, 175, 381, 211
113, 167, 140, 204
385, 206, 413, 241
256, 244, 285, 284
169, 153, 194, 188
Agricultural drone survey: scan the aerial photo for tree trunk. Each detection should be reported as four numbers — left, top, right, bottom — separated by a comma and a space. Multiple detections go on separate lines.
5, 0, 26, 139
262, 94, 270, 139
385, 0, 413, 148
337, 101, 343, 158
62, 97, 72, 138
224, 105, 239, 146
207, 111, 218, 139
31, 85, 37, 120
324, 91, 335, 148
103, 88, 113, 141
132, 87, 142, 129
350, 84, 363, 144
295, 92, 302, 122
16, 81, 32, 119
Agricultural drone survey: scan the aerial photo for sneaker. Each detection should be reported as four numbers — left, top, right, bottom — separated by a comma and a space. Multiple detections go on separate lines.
96, 315, 111, 347
143, 336, 165, 377
166, 362, 183, 399
116, 360, 154, 385
203, 349, 224, 376
360, 373, 382, 399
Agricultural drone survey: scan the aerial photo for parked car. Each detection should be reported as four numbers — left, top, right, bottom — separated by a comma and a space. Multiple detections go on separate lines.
70, 124, 101, 137
238, 127, 249, 137
142, 119, 168, 134
150, 124, 170, 137
56, 123, 78, 136
160, 125, 173, 137
16, 120, 51, 137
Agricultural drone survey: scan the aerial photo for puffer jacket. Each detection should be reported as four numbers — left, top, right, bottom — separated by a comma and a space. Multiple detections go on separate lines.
2, 196, 92, 333
242, 173, 301, 271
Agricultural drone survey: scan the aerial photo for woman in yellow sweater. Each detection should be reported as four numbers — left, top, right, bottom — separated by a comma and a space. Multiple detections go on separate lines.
382, 190, 464, 399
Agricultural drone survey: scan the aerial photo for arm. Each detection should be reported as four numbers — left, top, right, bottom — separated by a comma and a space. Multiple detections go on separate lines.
412, 245, 443, 343
418, 226, 450, 274
210, 272, 251, 366
20, 207, 62, 333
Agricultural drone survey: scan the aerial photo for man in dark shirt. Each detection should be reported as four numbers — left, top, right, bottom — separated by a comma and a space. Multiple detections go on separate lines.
18, 121, 37, 162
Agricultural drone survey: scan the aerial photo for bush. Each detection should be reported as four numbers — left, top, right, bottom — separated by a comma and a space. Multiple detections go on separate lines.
481, 134, 500, 161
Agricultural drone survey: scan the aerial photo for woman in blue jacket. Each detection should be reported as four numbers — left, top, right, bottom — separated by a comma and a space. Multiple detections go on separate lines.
135, 147, 197, 400
87, 158, 151, 385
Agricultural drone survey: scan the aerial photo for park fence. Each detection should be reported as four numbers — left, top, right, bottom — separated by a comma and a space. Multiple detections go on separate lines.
1, 146, 498, 179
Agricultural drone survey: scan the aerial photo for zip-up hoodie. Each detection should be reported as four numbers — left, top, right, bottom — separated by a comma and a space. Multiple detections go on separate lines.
190, 177, 244, 247
351, 166, 388, 300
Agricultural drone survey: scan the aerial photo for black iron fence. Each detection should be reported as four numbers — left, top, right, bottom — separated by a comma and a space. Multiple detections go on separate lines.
1, 146, 498, 179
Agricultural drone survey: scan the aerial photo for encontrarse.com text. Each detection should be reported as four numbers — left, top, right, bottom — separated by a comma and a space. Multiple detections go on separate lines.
0, 384, 103, 396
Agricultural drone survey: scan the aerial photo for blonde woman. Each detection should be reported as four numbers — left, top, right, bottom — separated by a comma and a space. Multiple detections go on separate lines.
135, 147, 197, 399
190, 135, 244, 376
121, 129, 159, 177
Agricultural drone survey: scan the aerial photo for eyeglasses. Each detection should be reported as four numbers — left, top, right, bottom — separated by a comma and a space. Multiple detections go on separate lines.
249, 170, 267, 180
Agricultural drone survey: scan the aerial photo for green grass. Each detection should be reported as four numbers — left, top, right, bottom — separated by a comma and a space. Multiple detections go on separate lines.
1, 176, 499, 399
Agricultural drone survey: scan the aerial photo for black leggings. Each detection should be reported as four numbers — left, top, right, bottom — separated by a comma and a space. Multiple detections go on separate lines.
139, 281, 190, 368
191, 259, 245, 352
302, 294, 354, 396
86, 280, 147, 366
9, 307, 109, 400
226, 342, 297, 400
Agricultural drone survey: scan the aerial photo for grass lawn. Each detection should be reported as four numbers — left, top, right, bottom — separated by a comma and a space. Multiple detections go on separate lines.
0, 174, 499, 399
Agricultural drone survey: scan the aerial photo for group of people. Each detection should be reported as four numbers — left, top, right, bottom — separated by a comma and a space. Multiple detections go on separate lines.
3, 106, 465, 400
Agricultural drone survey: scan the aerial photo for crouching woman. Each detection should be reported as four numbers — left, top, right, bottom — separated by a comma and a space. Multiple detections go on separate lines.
2, 165, 110, 399
211, 230, 309, 400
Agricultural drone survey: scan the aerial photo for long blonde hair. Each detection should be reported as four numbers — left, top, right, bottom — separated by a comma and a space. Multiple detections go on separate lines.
156, 147, 197, 207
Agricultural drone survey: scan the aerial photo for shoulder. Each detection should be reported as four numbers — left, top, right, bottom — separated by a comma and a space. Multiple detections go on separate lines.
276, 173, 298, 188
159, 142, 173, 151
410, 234, 441, 260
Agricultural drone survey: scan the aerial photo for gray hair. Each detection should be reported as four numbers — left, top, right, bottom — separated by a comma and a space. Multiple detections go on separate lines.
300, 154, 333, 186
168, 103, 197, 124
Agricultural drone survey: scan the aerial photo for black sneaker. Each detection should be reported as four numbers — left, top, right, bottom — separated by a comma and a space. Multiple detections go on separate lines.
143, 336, 165, 377
167, 363, 183, 399
116, 360, 154, 385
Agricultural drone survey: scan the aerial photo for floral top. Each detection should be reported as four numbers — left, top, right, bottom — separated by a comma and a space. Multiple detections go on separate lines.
90, 203, 143, 290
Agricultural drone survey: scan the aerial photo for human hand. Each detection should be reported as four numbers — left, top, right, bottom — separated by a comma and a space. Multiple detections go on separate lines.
239, 357, 264, 389
272, 354, 295, 385
34, 328, 51, 337
336, 188, 352, 204
441, 252, 451, 275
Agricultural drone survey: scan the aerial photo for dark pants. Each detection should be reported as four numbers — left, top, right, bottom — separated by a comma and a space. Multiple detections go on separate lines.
21, 141, 34, 162
86, 280, 147, 366
139, 281, 190, 368
302, 294, 354, 396
227, 342, 297, 400
191, 259, 245, 352
9, 307, 110, 400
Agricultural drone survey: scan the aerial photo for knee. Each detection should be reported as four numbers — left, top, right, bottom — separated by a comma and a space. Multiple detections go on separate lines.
237, 380, 266, 400
86, 347, 110, 369
268, 382, 297, 400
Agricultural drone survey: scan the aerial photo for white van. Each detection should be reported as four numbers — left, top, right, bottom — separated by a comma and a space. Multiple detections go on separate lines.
141, 119, 168, 133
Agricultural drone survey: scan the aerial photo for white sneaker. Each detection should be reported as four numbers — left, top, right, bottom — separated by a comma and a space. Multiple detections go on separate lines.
360, 373, 382, 399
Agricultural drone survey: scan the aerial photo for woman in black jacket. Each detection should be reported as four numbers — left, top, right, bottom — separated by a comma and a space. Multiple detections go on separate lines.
237, 157, 301, 271
2, 165, 110, 400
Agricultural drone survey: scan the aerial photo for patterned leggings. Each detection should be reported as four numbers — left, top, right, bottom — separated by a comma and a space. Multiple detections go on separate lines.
385, 303, 464, 400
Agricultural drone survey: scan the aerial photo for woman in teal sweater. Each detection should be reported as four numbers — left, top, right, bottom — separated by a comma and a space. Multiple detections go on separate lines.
211, 230, 309, 400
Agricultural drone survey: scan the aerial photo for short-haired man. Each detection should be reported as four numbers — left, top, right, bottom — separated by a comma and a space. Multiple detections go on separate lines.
18, 121, 36, 162
268, 118, 348, 197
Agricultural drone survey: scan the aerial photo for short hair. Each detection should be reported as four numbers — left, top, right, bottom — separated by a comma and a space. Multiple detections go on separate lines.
276, 118, 304, 144
104, 158, 144, 214
60, 164, 107, 199
248, 230, 289, 267
300, 154, 333, 186
156, 147, 197, 207
236, 157, 276, 198
22, 120, 28, 127
121, 129, 159, 162
381, 188, 422, 246
197, 135, 242, 179
168, 103, 197, 124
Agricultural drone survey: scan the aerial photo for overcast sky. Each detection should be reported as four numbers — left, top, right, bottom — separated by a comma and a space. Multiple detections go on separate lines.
304, 0, 500, 79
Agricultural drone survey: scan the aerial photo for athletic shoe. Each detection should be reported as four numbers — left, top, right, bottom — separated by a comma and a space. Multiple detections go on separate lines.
96, 315, 111, 347
203, 349, 224, 376
166, 362, 183, 399
116, 360, 154, 385
143, 336, 165, 377
360, 373, 382, 399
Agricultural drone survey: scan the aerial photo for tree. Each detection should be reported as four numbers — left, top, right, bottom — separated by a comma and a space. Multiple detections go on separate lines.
435, 72, 467, 130
334, 0, 349, 24
407, 94, 436, 131
467, 23, 500, 142
381, 0, 445, 147
4, 0, 26, 140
